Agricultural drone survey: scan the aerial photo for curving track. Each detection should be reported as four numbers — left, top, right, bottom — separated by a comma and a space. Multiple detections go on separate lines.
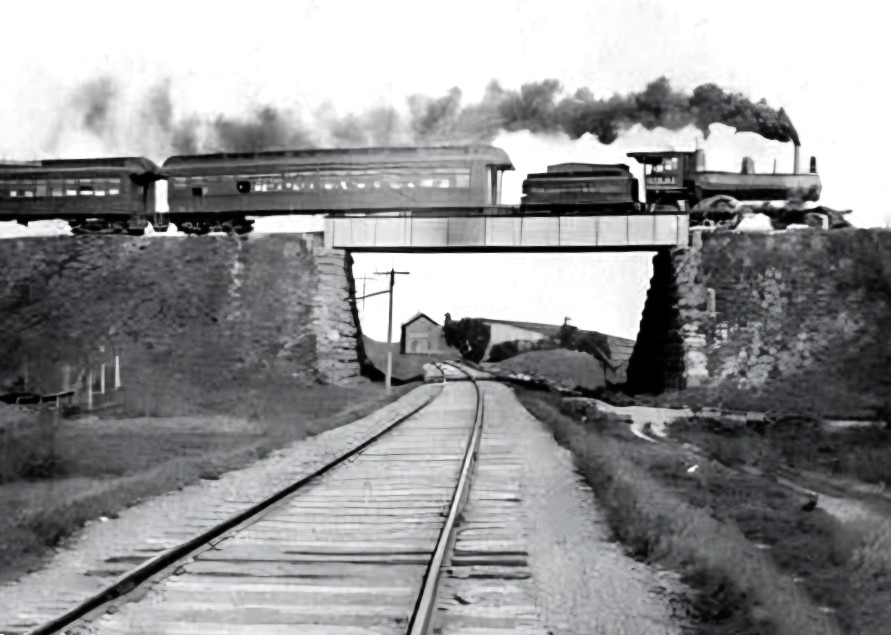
29, 365, 483, 635
17, 361, 686, 635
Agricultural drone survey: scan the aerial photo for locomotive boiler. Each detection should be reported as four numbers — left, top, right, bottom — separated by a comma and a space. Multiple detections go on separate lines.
627, 149, 822, 212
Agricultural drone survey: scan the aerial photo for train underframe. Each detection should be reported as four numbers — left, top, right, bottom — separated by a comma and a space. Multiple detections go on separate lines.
5, 214, 166, 236
67, 217, 162, 236
65, 213, 255, 236
168, 213, 254, 235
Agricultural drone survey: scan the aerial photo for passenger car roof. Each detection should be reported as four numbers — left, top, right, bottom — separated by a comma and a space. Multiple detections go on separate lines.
0, 157, 160, 177
162, 146, 513, 171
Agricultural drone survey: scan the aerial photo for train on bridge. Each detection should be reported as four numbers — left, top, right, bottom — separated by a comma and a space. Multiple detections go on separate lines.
0, 143, 827, 235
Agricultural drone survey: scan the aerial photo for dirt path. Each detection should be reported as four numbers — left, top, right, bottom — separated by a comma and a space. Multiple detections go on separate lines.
434, 382, 689, 634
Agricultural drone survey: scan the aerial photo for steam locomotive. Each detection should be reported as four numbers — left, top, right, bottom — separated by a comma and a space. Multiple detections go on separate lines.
0, 144, 822, 235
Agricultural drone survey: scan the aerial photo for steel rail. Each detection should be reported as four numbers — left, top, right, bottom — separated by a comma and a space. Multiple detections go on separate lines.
407, 361, 485, 634
27, 386, 444, 635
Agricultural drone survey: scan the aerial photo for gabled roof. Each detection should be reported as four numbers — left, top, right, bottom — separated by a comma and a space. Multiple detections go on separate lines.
401, 312, 439, 328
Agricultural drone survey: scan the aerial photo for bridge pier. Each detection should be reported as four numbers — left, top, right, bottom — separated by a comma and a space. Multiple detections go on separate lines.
310, 243, 369, 385
626, 233, 711, 394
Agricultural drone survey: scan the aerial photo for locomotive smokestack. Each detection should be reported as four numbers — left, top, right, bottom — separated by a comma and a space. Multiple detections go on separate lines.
793, 144, 800, 174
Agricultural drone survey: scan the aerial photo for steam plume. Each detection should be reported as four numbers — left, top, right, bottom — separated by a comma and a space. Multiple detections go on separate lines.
75, 76, 118, 135
50, 75, 802, 158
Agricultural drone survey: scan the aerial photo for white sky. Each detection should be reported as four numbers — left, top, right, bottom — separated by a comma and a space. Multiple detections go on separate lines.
2, 1, 888, 341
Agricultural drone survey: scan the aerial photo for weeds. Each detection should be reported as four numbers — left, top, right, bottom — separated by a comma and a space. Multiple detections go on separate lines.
517, 390, 840, 635
0, 382, 417, 583
0, 407, 61, 482
672, 416, 891, 489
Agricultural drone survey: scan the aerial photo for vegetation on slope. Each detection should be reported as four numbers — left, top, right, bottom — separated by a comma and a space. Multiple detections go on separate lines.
517, 389, 891, 635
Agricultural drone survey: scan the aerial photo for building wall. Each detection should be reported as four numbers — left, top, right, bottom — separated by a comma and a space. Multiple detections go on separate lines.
403, 316, 450, 354
482, 323, 548, 360
487, 323, 548, 344
628, 230, 891, 417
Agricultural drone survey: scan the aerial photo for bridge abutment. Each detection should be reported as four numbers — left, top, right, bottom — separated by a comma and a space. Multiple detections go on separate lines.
626, 239, 711, 394
629, 229, 891, 417
311, 244, 368, 384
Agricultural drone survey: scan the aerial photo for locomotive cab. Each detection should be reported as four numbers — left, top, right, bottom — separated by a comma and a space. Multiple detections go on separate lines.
627, 150, 700, 212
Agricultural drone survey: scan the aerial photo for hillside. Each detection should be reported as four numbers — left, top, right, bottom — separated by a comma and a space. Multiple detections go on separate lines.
362, 336, 458, 383
489, 349, 607, 391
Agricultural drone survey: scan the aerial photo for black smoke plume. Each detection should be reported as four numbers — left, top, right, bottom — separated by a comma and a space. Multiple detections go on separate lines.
212, 107, 314, 153
74, 76, 118, 135
196, 77, 802, 151
59, 75, 802, 156
144, 78, 173, 131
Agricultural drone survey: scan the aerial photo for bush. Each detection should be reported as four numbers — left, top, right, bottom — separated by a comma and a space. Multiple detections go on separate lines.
443, 318, 491, 363
558, 322, 612, 362
0, 406, 60, 482
488, 340, 519, 362
516, 391, 840, 635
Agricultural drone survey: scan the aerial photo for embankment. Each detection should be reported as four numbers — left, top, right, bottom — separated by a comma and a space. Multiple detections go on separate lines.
0, 233, 366, 414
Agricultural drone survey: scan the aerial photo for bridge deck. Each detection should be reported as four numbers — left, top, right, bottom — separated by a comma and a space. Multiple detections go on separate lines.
324, 213, 689, 251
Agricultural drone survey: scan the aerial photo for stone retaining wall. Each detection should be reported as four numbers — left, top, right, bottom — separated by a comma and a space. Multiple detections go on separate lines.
628, 229, 891, 416
0, 233, 365, 412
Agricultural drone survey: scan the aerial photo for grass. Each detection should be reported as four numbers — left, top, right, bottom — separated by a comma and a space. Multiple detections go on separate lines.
639, 380, 888, 421
0, 381, 418, 584
516, 389, 852, 635
362, 335, 457, 383
0, 407, 60, 482
491, 348, 606, 391
671, 415, 891, 487
663, 413, 891, 634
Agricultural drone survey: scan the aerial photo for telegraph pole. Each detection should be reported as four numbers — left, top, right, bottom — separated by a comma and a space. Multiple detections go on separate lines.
376, 268, 410, 394
354, 276, 372, 319
355, 268, 410, 394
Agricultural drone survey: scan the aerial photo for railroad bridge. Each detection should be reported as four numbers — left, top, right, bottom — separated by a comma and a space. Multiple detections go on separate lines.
324, 212, 689, 251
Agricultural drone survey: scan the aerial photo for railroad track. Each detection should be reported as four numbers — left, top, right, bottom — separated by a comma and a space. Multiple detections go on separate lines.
30, 363, 484, 635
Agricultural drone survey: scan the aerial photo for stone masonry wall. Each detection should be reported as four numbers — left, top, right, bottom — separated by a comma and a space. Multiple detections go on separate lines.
311, 243, 367, 384
0, 233, 364, 412
626, 248, 687, 394
630, 229, 891, 416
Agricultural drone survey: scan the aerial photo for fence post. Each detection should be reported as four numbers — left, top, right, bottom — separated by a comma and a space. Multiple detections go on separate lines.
87, 368, 93, 411
100, 363, 106, 394
114, 355, 121, 390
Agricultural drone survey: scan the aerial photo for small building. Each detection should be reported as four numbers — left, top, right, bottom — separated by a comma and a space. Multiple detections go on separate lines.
400, 312, 452, 354
475, 317, 637, 383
